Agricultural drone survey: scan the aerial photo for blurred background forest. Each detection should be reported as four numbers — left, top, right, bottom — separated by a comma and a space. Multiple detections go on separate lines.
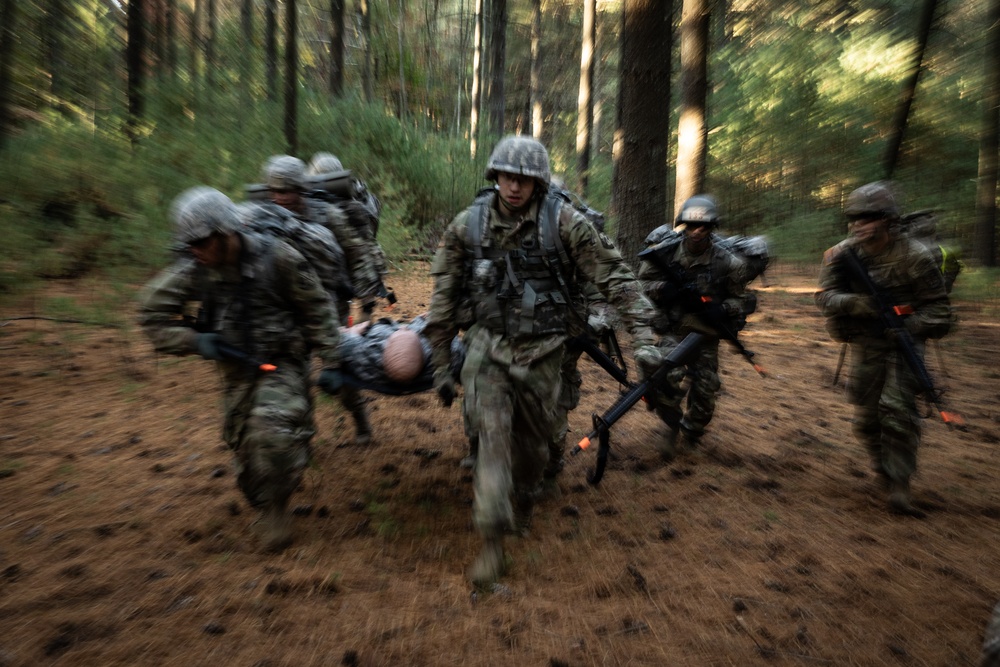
0, 0, 999, 305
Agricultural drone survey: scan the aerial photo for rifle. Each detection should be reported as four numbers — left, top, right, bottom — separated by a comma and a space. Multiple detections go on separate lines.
376, 281, 398, 308
638, 246, 766, 377
839, 247, 961, 427
572, 332, 704, 486
183, 316, 277, 373
599, 329, 628, 381
568, 334, 632, 389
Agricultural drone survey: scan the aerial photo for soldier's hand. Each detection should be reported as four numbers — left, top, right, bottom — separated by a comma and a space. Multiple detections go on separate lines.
317, 368, 344, 395
647, 281, 679, 307
633, 344, 664, 382
196, 333, 226, 361
845, 295, 879, 318
434, 370, 456, 408
587, 309, 612, 337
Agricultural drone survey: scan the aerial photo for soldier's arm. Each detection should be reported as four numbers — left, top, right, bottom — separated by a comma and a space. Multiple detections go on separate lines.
274, 242, 342, 368
815, 242, 859, 318
425, 212, 471, 371
325, 203, 382, 299
560, 209, 656, 347
907, 244, 953, 340
137, 258, 202, 355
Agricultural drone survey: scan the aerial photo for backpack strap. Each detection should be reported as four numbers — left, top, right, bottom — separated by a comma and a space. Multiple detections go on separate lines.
466, 198, 491, 260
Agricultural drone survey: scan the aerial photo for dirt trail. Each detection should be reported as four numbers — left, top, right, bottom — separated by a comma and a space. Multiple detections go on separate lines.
0, 262, 998, 666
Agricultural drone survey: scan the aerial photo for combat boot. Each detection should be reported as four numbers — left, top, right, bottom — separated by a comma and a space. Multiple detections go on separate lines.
468, 532, 505, 587
460, 436, 479, 469
352, 406, 373, 446
257, 499, 293, 553
512, 491, 535, 537
657, 425, 680, 461
888, 478, 926, 518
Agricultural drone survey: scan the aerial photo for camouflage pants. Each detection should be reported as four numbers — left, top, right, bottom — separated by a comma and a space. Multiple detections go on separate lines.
650, 335, 721, 438
847, 339, 922, 483
547, 346, 584, 478
462, 335, 562, 535
335, 299, 366, 415
221, 356, 315, 509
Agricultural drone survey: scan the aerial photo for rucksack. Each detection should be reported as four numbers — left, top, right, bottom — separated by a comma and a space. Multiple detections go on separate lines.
237, 201, 354, 302
643, 224, 771, 285
306, 170, 383, 238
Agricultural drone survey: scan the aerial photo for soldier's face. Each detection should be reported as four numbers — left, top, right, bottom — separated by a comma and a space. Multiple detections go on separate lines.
851, 216, 889, 243
189, 233, 226, 267
684, 222, 712, 252
270, 188, 303, 213
496, 173, 536, 215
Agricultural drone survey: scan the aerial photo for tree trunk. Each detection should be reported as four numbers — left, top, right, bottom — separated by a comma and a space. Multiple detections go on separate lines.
485, 0, 506, 140
127, 0, 145, 144
240, 0, 253, 100
674, 0, 709, 218
470, 0, 483, 156
576, 0, 596, 195
530, 0, 542, 140
612, 0, 672, 267
329, 0, 345, 97
976, 0, 1000, 267
166, 0, 176, 81
361, 0, 373, 103
192, 0, 201, 97
883, 0, 937, 179
397, 0, 407, 119
265, 0, 278, 101
44, 0, 68, 103
205, 0, 216, 90
0, 0, 15, 152
284, 0, 298, 154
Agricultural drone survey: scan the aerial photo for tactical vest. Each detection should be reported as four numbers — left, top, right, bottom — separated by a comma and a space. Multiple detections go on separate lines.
464, 193, 574, 338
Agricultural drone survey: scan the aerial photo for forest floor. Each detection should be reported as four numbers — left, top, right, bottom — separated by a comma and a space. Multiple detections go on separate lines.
0, 261, 999, 667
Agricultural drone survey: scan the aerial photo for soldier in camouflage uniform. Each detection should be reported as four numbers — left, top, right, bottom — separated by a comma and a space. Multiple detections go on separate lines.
307, 152, 390, 324
816, 182, 952, 517
262, 155, 374, 445
139, 187, 344, 551
637, 195, 755, 458
425, 135, 661, 587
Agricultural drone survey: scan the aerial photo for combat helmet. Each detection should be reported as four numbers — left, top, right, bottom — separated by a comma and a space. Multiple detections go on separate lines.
844, 181, 901, 220
263, 155, 307, 191
171, 187, 240, 249
307, 152, 344, 176
484, 135, 551, 187
676, 194, 720, 227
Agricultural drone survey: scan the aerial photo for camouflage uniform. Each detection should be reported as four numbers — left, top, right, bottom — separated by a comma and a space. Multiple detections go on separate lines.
816, 234, 952, 493
306, 152, 389, 322
261, 156, 372, 444
139, 188, 340, 547
982, 601, 1000, 667
426, 194, 657, 543
637, 222, 753, 447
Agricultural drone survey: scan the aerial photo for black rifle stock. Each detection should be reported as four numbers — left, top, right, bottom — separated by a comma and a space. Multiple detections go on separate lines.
840, 247, 961, 427
568, 334, 632, 388
214, 341, 278, 373
572, 332, 704, 486
638, 246, 765, 377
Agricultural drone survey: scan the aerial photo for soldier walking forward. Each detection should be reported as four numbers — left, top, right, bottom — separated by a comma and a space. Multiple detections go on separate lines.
139, 187, 344, 551
424, 136, 660, 586
815, 182, 952, 517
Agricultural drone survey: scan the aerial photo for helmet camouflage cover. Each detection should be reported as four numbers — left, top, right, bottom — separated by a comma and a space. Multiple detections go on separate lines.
263, 155, 307, 191
676, 194, 720, 226
171, 186, 240, 248
307, 152, 344, 176
484, 135, 551, 186
844, 181, 901, 219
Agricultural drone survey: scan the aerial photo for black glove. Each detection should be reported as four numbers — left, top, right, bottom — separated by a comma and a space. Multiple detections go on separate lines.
648, 281, 679, 307
317, 368, 344, 395
196, 333, 226, 361
434, 371, 456, 408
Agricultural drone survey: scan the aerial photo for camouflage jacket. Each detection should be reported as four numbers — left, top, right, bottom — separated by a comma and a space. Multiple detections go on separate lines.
637, 237, 754, 339
303, 198, 383, 300
815, 234, 952, 344
138, 231, 341, 369
425, 193, 656, 370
